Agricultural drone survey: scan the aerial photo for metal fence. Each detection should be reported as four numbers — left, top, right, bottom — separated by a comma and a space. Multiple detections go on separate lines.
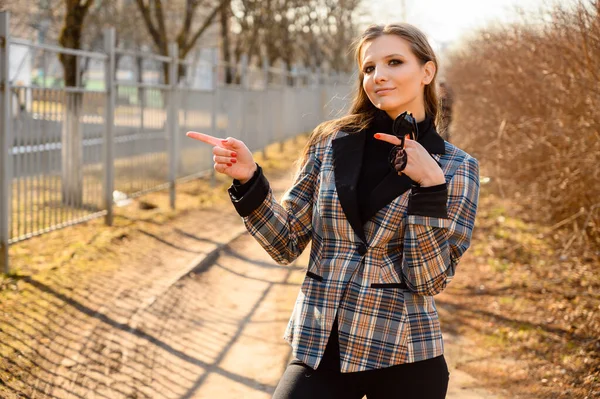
0, 11, 353, 273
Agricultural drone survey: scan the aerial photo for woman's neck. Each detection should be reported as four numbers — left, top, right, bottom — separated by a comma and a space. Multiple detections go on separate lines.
386, 108, 426, 123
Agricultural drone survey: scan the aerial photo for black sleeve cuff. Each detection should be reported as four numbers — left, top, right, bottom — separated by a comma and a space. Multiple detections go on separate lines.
227, 165, 270, 217
231, 164, 260, 197
407, 183, 448, 218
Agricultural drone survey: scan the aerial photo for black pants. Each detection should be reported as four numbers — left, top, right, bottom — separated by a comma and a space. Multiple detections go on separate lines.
273, 318, 449, 399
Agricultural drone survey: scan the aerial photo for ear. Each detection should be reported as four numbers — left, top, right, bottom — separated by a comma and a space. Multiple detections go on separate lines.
422, 61, 436, 85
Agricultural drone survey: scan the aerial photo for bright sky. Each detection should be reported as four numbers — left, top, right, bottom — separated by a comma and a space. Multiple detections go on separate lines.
365, 0, 562, 50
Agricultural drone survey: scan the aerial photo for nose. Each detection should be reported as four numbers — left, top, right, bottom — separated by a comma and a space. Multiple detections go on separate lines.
373, 66, 387, 84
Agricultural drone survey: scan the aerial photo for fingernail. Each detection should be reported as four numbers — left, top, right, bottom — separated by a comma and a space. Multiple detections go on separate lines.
231, 152, 237, 157
221, 139, 228, 144
231, 159, 237, 163
227, 163, 232, 167
374, 134, 381, 139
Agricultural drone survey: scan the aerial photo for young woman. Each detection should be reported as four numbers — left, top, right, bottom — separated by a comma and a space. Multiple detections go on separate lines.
188, 22, 480, 399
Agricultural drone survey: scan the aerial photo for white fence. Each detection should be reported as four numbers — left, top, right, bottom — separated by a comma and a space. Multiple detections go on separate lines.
0, 12, 353, 273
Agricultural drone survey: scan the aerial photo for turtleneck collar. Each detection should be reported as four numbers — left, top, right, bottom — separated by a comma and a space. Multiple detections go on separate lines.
369, 110, 446, 155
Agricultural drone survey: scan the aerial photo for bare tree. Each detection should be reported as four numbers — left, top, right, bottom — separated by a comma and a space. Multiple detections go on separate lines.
226, 0, 361, 81
225, 0, 272, 83
320, 0, 360, 72
3, 0, 142, 207
265, 0, 297, 74
135, 0, 225, 83
1, 0, 62, 40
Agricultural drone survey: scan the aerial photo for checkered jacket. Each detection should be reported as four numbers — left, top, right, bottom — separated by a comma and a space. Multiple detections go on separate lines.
228, 127, 480, 373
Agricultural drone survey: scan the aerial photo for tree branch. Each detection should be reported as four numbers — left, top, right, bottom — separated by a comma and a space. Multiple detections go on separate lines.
134, 0, 166, 53
153, 0, 167, 47
181, 0, 225, 57
176, 0, 199, 50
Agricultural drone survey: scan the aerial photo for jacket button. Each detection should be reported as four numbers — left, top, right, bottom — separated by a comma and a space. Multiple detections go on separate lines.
356, 243, 368, 256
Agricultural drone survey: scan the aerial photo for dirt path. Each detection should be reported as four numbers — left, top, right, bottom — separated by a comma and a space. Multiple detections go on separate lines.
1, 170, 509, 398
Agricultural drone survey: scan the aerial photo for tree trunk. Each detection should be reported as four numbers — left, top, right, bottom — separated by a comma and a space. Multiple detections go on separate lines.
58, 3, 90, 208
220, 0, 233, 84
61, 92, 83, 207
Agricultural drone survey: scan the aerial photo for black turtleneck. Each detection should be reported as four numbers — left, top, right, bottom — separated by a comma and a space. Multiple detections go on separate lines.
357, 112, 438, 224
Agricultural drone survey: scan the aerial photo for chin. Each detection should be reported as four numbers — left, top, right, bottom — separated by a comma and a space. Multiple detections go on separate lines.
373, 97, 403, 112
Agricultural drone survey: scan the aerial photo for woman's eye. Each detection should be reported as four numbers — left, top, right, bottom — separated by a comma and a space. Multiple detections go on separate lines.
363, 66, 374, 74
389, 59, 403, 66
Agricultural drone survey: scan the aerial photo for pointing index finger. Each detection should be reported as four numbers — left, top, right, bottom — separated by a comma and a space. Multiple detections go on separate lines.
373, 133, 402, 146
186, 131, 223, 146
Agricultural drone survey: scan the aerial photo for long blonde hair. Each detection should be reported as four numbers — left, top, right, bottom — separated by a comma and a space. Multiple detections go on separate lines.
297, 23, 441, 167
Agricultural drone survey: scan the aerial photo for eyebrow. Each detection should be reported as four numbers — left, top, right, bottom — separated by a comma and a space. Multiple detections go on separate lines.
361, 53, 405, 66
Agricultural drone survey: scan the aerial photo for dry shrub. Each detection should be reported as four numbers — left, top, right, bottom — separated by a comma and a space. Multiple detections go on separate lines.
444, 3, 600, 396
446, 0, 600, 253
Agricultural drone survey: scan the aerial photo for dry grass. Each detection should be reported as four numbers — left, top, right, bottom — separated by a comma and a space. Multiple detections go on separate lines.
440, 184, 599, 398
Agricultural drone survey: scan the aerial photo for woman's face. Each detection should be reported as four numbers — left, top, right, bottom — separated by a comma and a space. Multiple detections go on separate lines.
360, 34, 434, 121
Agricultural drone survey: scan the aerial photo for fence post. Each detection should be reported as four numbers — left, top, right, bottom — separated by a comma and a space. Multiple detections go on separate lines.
316, 66, 323, 126
167, 43, 179, 209
0, 12, 11, 274
239, 54, 248, 149
292, 64, 299, 88
298, 65, 307, 140
279, 62, 287, 152
292, 64, 301, 142
136, 54, 145, 141
240, 54, 249, 88
103, 28, 116, 226
262, 55, 269, 159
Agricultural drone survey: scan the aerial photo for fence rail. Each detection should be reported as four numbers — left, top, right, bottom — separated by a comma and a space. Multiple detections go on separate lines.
0, 11, 352, 273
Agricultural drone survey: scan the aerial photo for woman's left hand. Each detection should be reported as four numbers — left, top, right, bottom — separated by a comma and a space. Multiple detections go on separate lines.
375, 133, 446, 187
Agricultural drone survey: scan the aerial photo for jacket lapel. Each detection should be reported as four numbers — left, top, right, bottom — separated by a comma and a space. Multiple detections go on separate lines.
331, 114, 447, 244
332, 130, 367, 243
362, 170, 413, 222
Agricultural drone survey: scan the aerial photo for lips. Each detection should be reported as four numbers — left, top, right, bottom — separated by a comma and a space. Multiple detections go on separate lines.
375, 87, 395, 94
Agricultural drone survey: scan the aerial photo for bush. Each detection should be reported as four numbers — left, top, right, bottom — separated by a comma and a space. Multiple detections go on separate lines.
446, 0, 600, 252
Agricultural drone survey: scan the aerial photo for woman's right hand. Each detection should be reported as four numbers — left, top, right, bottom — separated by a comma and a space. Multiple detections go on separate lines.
186, 132, 257, 183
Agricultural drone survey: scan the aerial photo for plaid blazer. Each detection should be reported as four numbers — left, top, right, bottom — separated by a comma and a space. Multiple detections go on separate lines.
229, 126, 480, 373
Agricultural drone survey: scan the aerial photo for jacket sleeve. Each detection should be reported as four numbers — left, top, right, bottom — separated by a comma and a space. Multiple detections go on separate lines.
227, 142, 323, 265
401, 156, 480, 296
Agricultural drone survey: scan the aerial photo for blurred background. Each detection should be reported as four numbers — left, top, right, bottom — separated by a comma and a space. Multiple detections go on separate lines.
0, 0, 598, 398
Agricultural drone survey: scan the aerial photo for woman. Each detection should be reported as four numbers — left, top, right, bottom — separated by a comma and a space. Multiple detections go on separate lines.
188, 23, 479, 399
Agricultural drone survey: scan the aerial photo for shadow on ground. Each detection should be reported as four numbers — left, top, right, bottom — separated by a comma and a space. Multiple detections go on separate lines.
1, 210, 307, 398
